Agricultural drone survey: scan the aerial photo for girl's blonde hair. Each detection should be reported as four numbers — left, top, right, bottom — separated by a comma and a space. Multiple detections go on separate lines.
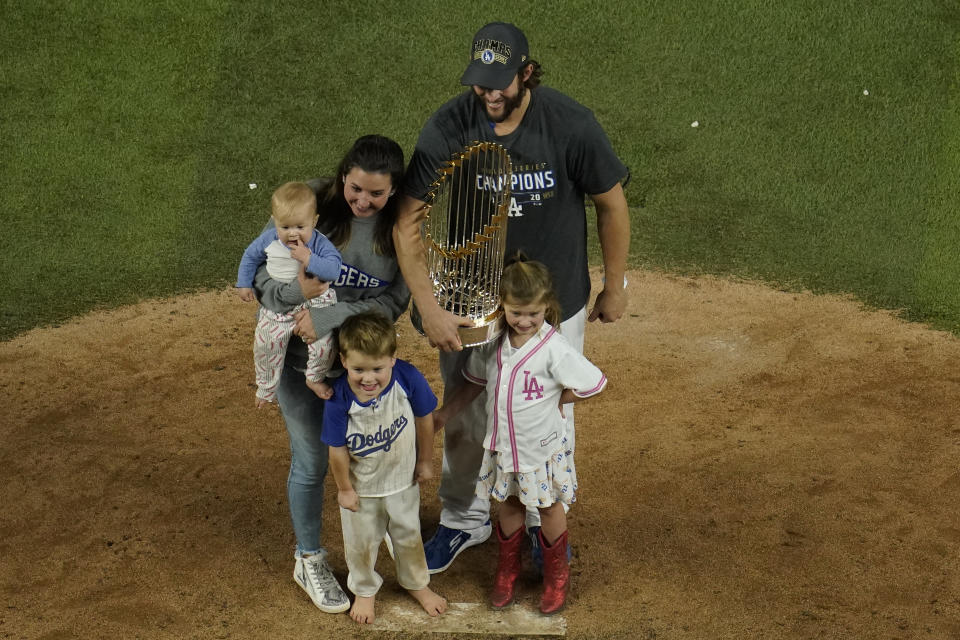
499, 253, 562, 329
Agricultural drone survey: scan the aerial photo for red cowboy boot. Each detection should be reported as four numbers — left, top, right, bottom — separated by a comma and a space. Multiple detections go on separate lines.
538, 528, 569, 615
490, 523, 524, 609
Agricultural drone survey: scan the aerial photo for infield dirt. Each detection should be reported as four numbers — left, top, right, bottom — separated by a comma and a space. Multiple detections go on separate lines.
2, 269, 958, 639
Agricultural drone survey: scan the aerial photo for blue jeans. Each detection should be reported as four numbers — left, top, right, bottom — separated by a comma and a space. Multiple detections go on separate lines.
275, 350, 328, 557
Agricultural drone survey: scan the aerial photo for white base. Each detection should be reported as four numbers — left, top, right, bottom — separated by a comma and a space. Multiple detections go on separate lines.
370, 601, 567, 636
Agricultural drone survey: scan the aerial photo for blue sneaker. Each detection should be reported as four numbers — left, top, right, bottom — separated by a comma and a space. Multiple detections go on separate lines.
528, 526, 572, 576
423, 521, 492, 574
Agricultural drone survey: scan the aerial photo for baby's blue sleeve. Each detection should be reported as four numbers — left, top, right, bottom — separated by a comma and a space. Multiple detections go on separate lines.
237, 228, 277, 287
306, 232, 343, 282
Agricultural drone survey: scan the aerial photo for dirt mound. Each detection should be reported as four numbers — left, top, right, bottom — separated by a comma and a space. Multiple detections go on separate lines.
2, 269, 958, 638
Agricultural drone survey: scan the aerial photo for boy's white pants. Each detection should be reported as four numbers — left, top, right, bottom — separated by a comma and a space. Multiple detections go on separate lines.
340, 483, 430, 597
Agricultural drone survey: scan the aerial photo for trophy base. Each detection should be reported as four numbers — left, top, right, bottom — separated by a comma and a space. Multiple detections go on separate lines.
410, 305, 502, 348
457, 317, 503, 348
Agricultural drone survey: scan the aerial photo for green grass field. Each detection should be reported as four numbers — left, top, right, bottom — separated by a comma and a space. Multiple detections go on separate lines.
2, 1, 958, 340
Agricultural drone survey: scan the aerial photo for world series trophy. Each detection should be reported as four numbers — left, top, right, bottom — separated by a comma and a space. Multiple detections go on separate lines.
413, 141, 512, 347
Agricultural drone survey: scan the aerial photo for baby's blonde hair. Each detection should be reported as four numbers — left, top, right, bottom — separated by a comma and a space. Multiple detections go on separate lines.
271, 181, 317, 223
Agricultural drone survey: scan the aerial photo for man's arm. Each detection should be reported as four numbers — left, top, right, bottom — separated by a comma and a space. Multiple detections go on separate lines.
393, 195, 472, 351
433, 379, 484, 433
413, 413, 435, 484
588, 182, 630, 323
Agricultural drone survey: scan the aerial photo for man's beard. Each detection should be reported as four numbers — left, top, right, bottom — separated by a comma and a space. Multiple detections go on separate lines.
477, 82, 526, 123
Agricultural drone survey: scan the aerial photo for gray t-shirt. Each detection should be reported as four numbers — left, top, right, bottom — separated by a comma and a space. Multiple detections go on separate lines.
405, 86, 628, 321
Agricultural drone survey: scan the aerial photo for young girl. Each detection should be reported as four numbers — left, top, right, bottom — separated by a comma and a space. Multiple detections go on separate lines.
434, 256, 607, 615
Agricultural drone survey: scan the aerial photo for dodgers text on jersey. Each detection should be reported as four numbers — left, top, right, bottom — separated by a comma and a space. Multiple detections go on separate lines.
346, 415, 407, 457
335, 263, 384, 288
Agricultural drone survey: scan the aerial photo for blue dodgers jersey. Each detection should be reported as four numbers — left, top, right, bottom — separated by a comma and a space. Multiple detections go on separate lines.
321, 359, 437, 497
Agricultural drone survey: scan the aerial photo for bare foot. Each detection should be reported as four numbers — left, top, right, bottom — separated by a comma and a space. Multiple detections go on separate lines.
350, 595, 376, 624
305, 378, 333, 400
409, 586, 447, 617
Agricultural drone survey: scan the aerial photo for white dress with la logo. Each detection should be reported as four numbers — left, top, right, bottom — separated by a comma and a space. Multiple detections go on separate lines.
464, 323, 606, 508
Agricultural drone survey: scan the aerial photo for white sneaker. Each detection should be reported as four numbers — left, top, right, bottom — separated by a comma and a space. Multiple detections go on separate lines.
293, 554, 350, 613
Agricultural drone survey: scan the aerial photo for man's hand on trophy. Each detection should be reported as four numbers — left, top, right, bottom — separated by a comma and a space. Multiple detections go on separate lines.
421, 304, 472, 352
